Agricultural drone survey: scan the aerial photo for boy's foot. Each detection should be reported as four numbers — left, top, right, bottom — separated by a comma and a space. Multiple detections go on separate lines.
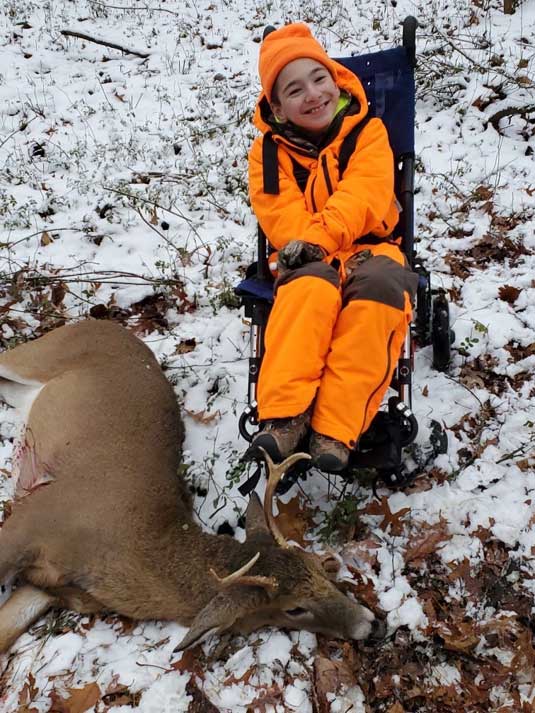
309, 432, 350, 472
251, 409, 311, 462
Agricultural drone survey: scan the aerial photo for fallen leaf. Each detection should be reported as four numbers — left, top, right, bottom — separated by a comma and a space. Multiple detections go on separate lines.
41, 231, 53, 246
313, 654, 356, 713
18, 672, 39, 712
274, 496, 314, 547
342, 537, 381, 568
433, 620, 479, 652
387, 703, 405, 713
404, 518, 450, 563
171, 646, 203, 675
184, 408, 221, 425
498, 284, 521, 303
185, 676, 220, 712
175, 338, 196, 354
48, 682, 101, 713
364, 496, 410, 535
224, 666, 255, 686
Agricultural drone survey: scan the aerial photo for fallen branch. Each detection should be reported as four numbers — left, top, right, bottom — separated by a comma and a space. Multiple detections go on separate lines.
88, 0, 180, 15
60, 29, 150, 59
487, 104, 535, 135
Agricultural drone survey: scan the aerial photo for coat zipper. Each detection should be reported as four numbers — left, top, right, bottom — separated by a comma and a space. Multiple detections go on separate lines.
321, 154, 334, 196
310, 176, 318, 212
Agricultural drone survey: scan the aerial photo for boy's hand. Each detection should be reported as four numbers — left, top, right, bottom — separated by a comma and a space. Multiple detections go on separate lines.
278, 240, 326, 271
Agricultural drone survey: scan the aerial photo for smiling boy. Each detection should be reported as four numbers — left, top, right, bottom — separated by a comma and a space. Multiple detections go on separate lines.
248, 23, 418, 472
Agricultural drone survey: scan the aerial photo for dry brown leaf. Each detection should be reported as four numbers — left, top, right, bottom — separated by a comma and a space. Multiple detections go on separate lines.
387, 703, 406, 713
246, 684, 282, 712
184, 408, 221, 425
40, 230, 53, 246
313, 654, 356, 713
404, 518, 449, 563
175, 338, 196, 354
171, 646, 203, 675
342, 538, 381, 568
51, 282, 67, 307
344, 566, 379, 610
434, 621, 479, 652
224, 666, 255, 686
498, 284, 521, 304
17, 672, 39, 713
273, 496, 314, 547
185, 677, 220, 713
48, 682, 101, 713
364, 496, 410, 535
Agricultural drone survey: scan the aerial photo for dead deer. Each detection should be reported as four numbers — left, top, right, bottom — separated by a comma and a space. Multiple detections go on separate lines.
0, 319, 384, 654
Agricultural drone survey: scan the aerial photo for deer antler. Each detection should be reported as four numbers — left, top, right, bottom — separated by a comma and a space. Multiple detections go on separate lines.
209, 552, 279, 595
259, 449, 312, 549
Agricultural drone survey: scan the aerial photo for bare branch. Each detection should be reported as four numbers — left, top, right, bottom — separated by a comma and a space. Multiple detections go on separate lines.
60, 29, 150, 59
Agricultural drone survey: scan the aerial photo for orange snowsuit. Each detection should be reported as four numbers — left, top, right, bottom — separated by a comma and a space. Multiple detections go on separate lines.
248, 63, 418, 448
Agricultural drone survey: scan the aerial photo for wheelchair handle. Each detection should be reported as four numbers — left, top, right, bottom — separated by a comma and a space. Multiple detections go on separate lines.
263, 25, 277, 40
402, 16, 418, 67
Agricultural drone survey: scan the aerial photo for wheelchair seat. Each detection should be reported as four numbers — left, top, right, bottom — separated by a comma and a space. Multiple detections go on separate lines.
235, 17, 452, 493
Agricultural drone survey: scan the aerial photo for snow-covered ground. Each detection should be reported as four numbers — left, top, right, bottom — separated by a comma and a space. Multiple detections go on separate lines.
0, 0, 534, 710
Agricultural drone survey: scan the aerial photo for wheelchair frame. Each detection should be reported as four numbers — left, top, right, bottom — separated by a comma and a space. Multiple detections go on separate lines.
235, 17, 451, 490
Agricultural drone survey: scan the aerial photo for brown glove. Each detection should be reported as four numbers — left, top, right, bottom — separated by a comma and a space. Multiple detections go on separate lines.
278, 240, 326, 271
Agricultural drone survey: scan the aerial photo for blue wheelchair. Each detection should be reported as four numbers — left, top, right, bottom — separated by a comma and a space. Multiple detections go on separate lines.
235, 17, 452, 494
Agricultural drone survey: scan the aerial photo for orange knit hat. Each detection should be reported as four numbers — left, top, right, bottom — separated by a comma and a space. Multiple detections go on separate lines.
258, 23, 339, 103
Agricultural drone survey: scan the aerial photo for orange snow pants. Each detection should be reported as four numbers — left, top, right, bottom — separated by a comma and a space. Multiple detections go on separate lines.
257, 242, 419, 448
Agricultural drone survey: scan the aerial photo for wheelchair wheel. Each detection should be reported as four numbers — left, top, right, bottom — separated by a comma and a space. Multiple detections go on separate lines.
432, 291, 453, 371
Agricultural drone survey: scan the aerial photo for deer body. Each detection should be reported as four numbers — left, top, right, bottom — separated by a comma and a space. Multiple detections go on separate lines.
0, 320, 382, 653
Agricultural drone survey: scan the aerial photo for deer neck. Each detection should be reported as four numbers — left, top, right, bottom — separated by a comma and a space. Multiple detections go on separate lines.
139, 521, 257, 622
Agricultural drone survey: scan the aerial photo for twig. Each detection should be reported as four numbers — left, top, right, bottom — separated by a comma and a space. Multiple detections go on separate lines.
487, 104, 535, 135
102, 185, 206, 244
60, 29, 150, 59
0, 228, 77, 249
0, 117, 37, 151
96, 75, 115, 111
88, 0, 180, 15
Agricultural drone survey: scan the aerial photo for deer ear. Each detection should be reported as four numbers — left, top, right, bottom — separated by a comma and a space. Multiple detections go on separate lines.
173, 587, 262, 652
244, 492, 272, 539
319, 553, 342, 581
173, 592, 237, 652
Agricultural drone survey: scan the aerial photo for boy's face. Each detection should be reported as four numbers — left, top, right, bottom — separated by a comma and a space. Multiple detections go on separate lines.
271, 58, 340, 135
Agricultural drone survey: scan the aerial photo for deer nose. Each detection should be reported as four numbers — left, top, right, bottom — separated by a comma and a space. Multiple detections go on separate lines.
369, 618, 387, 642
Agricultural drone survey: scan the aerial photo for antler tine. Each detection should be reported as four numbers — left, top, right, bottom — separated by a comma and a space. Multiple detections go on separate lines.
260, 448, 312, 549
209, 551, 259, 585
209, 552, 279, 595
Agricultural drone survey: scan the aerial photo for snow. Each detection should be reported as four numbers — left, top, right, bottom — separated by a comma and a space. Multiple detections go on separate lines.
0, 0, 535, 709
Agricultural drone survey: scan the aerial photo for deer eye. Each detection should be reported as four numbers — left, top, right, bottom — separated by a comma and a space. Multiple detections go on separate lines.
285, 607, 309, 618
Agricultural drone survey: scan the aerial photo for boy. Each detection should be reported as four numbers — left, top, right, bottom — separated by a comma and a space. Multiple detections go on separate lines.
248, 23, 418, 472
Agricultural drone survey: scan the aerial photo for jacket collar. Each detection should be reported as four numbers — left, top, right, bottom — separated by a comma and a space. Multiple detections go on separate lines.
252, 61, 369, 153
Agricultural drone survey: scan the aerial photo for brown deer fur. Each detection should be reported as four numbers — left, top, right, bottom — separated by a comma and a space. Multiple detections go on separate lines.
0, 320, 382, 653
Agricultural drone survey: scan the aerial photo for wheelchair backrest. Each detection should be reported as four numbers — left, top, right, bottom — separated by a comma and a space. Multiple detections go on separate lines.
335, 46, 415, 162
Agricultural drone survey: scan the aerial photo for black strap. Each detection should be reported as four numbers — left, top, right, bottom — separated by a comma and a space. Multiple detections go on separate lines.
262, 116, 372, 195
338, 116, 371, 180
262, 133, 279, 194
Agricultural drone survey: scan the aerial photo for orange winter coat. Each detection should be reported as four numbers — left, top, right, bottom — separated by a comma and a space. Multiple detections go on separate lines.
248, 62, 399, 259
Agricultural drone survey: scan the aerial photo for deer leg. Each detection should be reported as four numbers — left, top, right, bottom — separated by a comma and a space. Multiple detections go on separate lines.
0, 524, 33, 585
0, 584, 56, 652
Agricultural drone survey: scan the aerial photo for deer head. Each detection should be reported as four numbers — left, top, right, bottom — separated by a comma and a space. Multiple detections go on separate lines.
174, 451, 384, 650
